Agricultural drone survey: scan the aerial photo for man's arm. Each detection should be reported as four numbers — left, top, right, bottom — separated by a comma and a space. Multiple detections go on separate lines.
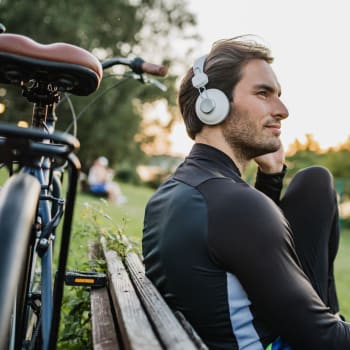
254, 146, 286, 204
209, 186, 350, 349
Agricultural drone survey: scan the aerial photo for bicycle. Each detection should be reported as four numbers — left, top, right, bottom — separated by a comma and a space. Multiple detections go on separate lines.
0, 25, 167, 350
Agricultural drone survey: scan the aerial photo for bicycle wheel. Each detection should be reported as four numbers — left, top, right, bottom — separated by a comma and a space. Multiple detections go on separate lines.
0, 173, 41, 350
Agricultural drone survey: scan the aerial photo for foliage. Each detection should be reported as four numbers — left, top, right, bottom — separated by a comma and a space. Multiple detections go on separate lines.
0, 0, 198, 173
242, 161, 258, 185
324, 150, 350, 178
74, 181, 154, 242
285, 150, 327, 177
287, 134, 322, 155
286, 133, 350, 179
57, 202, 104, 349
58, 198, 141, 349
285, 147, 350, 200
58, 285, 92, 350
82, 200, 141, 257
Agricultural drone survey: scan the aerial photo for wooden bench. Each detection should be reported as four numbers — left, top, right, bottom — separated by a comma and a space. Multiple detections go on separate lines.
89, 240, 208, 350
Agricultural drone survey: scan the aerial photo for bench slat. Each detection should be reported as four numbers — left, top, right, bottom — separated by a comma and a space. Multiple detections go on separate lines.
89, 241, 121, 350
174, 311, 208, 350
101, 238, 163, 350
91, 288, 121, 350
125, 252, 207, 350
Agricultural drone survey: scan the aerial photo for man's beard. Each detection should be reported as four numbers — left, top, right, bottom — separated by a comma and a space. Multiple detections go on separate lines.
222, 112, 281, 162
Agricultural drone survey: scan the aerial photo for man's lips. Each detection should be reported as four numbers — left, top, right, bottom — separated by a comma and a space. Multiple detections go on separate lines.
265, 122, 281, 129
265, 123, 281, 134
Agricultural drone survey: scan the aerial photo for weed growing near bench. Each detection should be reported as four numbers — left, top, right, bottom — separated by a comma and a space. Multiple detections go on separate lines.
57, 200, 139, 349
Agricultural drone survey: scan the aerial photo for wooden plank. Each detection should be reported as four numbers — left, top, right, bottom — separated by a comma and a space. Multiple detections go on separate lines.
91, 288, 120, 350
101, 238, 163, 350
89, 241, 121, 350
125, 252, 205, 350
174, 311, 208, 350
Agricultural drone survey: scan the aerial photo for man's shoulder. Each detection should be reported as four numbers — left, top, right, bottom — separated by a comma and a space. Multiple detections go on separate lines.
197, 177, 283, 222
148, 176, 203, 205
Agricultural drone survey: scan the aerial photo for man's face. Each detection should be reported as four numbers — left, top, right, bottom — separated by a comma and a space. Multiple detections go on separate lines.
222, 59, 289, 160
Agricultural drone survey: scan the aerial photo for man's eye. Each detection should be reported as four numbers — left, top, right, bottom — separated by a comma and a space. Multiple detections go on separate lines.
258, 91, 267, 97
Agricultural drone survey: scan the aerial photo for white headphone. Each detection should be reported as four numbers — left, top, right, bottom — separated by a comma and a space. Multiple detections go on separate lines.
191, 55, 230, 125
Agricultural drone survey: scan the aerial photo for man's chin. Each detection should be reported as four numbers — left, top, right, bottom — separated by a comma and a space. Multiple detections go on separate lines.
265, 138, 281, 152
251, 143, 281, 158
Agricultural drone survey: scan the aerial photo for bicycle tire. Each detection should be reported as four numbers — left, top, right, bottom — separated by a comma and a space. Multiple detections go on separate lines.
0, 173, 41, 350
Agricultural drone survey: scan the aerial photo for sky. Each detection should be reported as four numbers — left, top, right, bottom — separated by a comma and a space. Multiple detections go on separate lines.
170, 0, 350, 155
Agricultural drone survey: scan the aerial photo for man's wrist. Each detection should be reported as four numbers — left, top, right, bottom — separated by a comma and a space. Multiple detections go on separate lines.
257, 164, 287, 176
258, 163, 286, 175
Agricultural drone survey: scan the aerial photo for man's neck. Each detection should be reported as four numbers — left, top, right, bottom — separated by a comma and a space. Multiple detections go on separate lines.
195, 128, 248, 174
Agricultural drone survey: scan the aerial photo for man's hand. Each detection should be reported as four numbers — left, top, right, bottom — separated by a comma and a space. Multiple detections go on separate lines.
254, 146, 285, 174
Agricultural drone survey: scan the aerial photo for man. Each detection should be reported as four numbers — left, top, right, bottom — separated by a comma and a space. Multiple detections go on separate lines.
142, 37, 350, 349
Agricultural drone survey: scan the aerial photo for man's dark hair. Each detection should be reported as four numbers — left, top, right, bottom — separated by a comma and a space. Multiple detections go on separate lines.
178, 36, 274, 139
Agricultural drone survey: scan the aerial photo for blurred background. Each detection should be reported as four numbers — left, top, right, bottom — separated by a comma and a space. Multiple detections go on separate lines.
1, 1, 350, 347
1, 0, 350, 196
1, 0, 350, 190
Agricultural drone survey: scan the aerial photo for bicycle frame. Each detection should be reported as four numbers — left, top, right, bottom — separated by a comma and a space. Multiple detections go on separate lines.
26, 98, 64, 350
0, 115, 80, 350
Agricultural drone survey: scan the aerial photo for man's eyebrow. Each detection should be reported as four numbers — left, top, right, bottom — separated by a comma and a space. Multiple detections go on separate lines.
254, 83, 282, 97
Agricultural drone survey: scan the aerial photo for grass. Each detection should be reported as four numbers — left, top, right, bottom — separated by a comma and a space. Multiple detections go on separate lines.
76, 182, 153, 240
65, 182, 154, 267
335, 227, 350, 319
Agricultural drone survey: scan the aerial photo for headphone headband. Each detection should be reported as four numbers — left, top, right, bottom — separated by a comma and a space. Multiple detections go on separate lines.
193, 55, 206, 75
192, 55, 208, 89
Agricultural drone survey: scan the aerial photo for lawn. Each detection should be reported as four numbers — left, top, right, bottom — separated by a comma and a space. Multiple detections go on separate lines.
335, 227, 350, 319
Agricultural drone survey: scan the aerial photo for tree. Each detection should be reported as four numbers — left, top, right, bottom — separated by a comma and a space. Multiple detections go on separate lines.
0, 0, 198, 174
287, 133, 321, 156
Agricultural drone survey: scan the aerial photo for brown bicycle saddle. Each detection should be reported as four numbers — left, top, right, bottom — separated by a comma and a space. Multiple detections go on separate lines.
0, 33, 103, 96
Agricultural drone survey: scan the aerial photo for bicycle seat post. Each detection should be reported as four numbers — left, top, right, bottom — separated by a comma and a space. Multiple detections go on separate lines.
46, 103, 58, 134
22, 81, 60, 129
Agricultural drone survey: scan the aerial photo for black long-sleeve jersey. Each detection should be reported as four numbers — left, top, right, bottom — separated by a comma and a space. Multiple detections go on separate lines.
142, 143, 350, 349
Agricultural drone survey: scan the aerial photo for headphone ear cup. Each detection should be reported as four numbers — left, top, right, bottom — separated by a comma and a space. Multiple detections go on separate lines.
195, 88, 230, 125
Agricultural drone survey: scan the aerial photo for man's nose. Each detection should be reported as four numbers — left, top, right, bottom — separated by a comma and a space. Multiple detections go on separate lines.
274, 99, 289, 120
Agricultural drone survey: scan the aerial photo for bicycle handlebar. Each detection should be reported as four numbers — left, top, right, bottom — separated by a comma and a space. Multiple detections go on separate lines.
102, 57, 168, 77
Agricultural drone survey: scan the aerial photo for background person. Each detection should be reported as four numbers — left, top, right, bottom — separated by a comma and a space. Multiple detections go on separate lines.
142, 37, 350, 349
88, 156, 126, 205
